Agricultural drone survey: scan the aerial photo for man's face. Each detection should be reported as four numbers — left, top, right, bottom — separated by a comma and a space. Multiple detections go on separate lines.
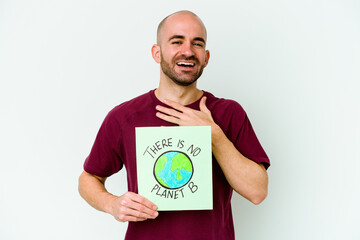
157, 13, 209, 86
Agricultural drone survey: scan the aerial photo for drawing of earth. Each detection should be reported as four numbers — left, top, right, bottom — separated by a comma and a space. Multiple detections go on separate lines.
153, 151, 193, 189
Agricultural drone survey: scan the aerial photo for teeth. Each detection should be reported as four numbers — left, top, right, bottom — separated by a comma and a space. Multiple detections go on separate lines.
177, 62, 194, 67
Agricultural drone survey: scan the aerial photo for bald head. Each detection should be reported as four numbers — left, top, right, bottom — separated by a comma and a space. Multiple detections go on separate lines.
156, 10, 207, 45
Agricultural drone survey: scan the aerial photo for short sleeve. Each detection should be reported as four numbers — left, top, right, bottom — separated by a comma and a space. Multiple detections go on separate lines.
227, 102, 270, 170
84, 110, 123, 177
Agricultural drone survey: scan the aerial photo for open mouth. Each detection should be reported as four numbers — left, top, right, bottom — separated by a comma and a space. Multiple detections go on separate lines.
176, 62, 195, 68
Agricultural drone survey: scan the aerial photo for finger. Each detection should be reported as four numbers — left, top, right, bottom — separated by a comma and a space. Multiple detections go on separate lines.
115, 214, 148, 222
156, 105, 182, 118
156, 112, 181, 125
126, 192, 158, 211
163, 99, 187, 112
199, 96, 210, 113
121, 203, 158, 220
123, 199, 158, 219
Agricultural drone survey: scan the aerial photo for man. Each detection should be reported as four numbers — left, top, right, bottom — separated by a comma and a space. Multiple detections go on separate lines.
79, 10, 270, 240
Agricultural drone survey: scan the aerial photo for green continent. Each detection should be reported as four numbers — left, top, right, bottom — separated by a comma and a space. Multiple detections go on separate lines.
155, 155, 168, 175
176, 170, 182, 180
171, 153, 192, 172
156, 176, 169, 188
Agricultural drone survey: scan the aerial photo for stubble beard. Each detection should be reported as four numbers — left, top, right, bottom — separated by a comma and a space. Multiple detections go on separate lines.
160, 52, 205, 87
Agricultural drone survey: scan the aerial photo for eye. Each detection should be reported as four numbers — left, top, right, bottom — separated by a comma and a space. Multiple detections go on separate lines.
172, 41, 181, 45
194, 42, 204, 48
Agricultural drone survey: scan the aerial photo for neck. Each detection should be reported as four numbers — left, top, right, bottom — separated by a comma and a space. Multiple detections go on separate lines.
155, 76, 203, 106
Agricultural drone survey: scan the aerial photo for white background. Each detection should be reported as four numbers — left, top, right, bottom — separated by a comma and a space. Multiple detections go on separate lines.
0, 0, 359, 239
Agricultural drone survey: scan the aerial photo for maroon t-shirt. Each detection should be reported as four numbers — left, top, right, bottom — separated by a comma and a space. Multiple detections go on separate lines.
84, 90, 270, 240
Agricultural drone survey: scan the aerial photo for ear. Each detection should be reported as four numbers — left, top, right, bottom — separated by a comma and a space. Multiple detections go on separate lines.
204, 50, 210, 68
151, 44, 161, 63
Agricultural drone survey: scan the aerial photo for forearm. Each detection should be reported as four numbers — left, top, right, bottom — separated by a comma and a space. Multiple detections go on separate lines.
78, 171, 117, 214
79, 171, 158, 222
212, 125, 268, 204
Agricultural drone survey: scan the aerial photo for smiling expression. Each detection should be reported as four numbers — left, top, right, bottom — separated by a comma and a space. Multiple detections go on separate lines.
153, 12, 210, 86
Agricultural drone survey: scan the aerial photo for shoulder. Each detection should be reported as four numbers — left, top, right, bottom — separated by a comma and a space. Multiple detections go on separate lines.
105, 91, 154, 124
204, 91, 246, 121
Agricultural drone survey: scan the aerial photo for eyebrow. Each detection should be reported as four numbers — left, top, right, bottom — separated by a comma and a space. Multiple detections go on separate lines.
168, 35, 185, 42
194, 37, 206, 44
168, 35, 206, 44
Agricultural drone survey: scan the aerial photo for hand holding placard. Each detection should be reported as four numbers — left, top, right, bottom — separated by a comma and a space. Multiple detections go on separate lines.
109, 192, 158, 222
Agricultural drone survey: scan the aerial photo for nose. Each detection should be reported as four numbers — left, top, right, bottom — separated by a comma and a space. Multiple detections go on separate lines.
180, 42, 194, 57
